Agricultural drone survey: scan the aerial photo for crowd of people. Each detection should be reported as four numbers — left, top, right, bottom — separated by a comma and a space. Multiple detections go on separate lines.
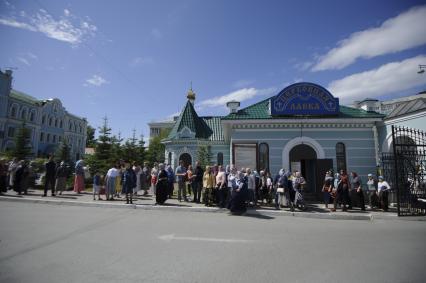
0, 156, 392, 214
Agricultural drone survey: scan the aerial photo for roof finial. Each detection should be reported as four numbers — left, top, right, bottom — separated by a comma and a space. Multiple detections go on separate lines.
187, 82, 196, 103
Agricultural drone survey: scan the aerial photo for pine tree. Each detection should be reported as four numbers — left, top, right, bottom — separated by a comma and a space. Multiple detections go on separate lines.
11, 122, 32, 160
197, 145, 211, 168
86, 125, 96, 147
136, 134, 146, 165
88, 116, 113, 174
122, 129, 138, 163
55, 140, 71, 163
147, 129, 170, 165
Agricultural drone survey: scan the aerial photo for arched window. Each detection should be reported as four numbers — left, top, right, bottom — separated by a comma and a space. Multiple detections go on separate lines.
55, 119, 58, 127
217, 152, 223, 166
258, 143, 269, 172
60, 120, 63, 128
21, 108, 27, 120
168, 152, 172, 165
336, 142, 347, 172
42, 115, 46, 124
49, 117, 53, 126
30, 110, 35, 122
10, 105, 17, 117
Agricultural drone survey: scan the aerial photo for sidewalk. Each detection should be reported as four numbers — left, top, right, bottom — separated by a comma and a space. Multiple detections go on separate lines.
0, 188, 403, 221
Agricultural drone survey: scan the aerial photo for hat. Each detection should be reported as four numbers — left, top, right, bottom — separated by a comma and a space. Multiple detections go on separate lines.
378, 176, 384, 180
368, 173, 373, 177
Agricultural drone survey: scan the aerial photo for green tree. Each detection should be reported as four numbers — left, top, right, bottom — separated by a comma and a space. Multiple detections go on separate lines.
86, 125, 96, 147
86, 116, 113, 174
146, 128, 170, 164
197, 145, 211, 168
11, 122, 32, 160
136, 134, 146, 165
55, 140, 71, 163
122, 129, 138, 163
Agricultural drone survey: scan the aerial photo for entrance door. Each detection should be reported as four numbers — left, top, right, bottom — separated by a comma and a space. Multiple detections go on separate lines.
289, 144, 317, 193
179, 153, 192, 168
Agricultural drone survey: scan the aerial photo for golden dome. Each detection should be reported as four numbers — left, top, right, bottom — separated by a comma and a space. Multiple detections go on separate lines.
187, 87, 196, 100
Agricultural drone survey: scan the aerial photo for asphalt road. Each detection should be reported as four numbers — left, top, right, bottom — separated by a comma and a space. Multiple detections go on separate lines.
0, 202, 425, 283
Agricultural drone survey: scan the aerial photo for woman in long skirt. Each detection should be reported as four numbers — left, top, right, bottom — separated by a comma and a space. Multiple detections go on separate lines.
105, 165, 118, 200
155, 164, 169, 205
73, 160, 85, 193
228, 171, 248, 215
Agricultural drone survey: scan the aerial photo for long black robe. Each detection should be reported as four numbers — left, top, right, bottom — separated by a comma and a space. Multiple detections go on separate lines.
156, 169, 169, 204
228, 176, 248, 215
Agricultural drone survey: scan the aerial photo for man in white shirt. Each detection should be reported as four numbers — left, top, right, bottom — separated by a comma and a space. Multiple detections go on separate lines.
246, 168, 256, 207
378, 176, 391, 211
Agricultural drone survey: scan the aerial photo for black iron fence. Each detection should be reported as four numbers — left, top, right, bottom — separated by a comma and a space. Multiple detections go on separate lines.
391, 126, 426, 216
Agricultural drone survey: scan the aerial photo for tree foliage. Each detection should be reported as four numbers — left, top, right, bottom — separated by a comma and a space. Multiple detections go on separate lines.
11, 122, 32, 160
197, 144, 211, 169
147, 128, 170, 164
55, 140, 71, 163
86, 125, 96, 147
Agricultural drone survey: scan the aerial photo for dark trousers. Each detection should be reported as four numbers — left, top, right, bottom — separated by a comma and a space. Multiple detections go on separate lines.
44, 177, 55, 196
192, 182, 202, 202
379, 191, 389, 211
216, 187, 226, 208
357, 189, 365, 210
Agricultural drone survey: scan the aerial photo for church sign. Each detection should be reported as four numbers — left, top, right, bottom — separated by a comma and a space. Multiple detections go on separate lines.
271, 82, 339, 116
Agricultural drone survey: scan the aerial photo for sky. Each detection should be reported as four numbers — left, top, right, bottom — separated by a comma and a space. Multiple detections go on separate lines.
1, 0, 426, 142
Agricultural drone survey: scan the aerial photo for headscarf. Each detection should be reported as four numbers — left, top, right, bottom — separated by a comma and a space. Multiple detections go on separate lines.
158, 163, 165, 171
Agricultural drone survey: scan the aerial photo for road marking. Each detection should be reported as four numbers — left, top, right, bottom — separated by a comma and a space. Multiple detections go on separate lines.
158, 234, 254, 243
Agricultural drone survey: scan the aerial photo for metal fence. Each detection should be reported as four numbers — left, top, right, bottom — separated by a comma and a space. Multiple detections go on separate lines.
391, 126, 426, 216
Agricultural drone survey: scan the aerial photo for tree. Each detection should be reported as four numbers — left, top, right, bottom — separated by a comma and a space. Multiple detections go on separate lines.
136, 134, 146, 165
146, 128, 170, 165
197, 145, 211, 168
122, 129, 138, 163
87, 116, 113, 174
11, 122, 32, 160
55, 140, 71, 163
86, 125, 96, 147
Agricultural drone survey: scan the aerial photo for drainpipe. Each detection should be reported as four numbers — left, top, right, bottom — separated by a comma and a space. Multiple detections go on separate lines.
372, 124, 380, 166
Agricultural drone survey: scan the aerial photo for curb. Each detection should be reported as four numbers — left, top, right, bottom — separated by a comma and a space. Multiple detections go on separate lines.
0, 196, 402, 221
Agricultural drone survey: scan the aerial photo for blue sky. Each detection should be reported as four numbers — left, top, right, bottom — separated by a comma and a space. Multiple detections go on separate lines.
1, 0, 426, 141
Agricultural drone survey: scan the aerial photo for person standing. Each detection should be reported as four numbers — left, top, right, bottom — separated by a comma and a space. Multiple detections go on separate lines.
93, 172, 102, 200
322, 171, 333, 209
133, 162, 142, 196
186, 165, 194, 199
105, 164, 119, 201
151, 164, 158, 195
202, 166, 216, 206
73, 159, 85, 194
122, 161, 136, 204
166, 165, 175, 198
141, 162, 151, 196
275, 170, 288, 210
246, 168, 256, 207
175, 160, 187, 202
0, 159, 8, 193
15, 160, 29, 195
366, 174, 379, 209
44, 156, 56, 197
55, 161, 69, 195
193, 161, 204, 203
378, 176, 391, 211
351, 172, 365, 211
155, 164, 169, 205
215, 166, 227, 208
7, 158, 18, 190
228, 171, 248, 215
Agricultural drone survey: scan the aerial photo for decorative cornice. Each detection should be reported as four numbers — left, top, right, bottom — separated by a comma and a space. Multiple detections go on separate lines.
231, 123, 374, 129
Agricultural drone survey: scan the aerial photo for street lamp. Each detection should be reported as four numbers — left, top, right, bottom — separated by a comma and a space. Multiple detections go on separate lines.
418, 65, 426, 74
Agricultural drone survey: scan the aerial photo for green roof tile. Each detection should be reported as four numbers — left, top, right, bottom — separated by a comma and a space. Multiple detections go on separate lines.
222, 98, 385, 120
10, 89, 41, 105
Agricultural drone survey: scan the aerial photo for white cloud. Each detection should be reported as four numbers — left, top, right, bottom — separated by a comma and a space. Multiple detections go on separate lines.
26, 52, 38, 60
17, 57, 30, 66
85, 75, 109, 87
328, 55, 426, 104
312, 5, 426, 71
199, 87, 277, 109
129, 56, 154, 67
0, 8, 97, 45
151, 28, 162, 39
232, 79, 254, 89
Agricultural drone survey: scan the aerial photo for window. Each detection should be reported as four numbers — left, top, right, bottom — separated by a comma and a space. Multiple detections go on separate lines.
8, 127, 15, 137
217, 152, 224, 166
10, 106, 17, 117
47, 134, 50, 142
69, 122, 72, 130
53, 135, 56, 143
258, 143, 269, 172
58, 136, 62, 142
168, 152, 172, 165
55, 119, 58, 127
40, 132, 44, 142
336, 142, 347, 172
49, 117, 53, 126
60, 120, 63, 128
42, 115, 46, 124
30, 111, 35, 122
21, 109, 27, 120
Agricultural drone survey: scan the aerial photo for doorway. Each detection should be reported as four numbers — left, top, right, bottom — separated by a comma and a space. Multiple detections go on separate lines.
179, 153, 192, 168
289, 144, 317, 193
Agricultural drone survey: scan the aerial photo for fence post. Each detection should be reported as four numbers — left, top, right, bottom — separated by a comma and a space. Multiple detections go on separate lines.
391, 125, 401, 216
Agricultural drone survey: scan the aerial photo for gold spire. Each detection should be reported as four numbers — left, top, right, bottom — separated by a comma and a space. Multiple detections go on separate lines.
187, 82, 196, 101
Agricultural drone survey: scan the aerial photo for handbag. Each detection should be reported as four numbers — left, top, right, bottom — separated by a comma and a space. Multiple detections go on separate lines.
277, 187, 284, 193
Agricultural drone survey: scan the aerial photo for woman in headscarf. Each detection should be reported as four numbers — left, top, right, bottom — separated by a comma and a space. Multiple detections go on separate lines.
105, 164, 119, 201
155, 163, 169, 205
228, 170, 248, 215
202, 166, 216, 207
73, 160, 85, 193
133, 162, 142, 196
